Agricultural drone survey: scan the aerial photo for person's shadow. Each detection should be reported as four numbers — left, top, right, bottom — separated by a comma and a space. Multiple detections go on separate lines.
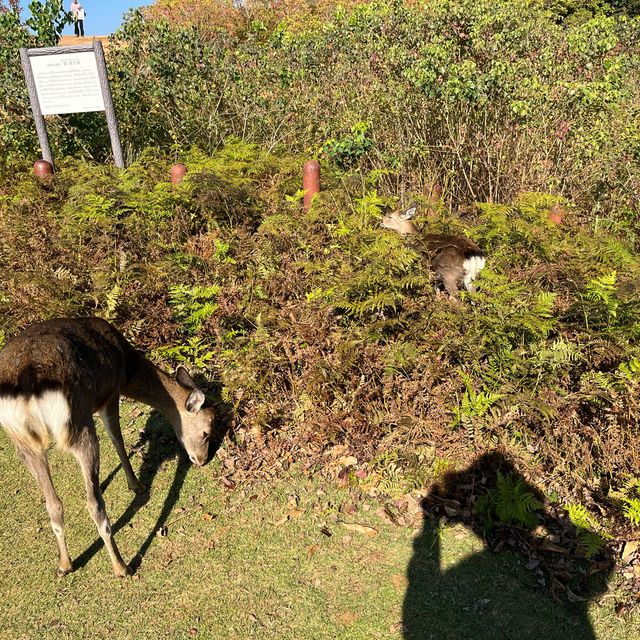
403, 451, 612, 640
73, 383, 232, 574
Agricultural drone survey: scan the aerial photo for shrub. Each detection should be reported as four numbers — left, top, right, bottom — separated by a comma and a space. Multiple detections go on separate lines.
3, 0, 640, 220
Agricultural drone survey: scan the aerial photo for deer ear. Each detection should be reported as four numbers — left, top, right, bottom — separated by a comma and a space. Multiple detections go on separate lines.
402, 203, 418, 220
176, 366, 196, 389
185, 388, 206, 414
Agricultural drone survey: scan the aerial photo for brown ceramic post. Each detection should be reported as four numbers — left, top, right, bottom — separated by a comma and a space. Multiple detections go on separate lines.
33, 159, 53, 178
170, 163, 188, 185
549, 202, 566, 224
303, 161, 320, 211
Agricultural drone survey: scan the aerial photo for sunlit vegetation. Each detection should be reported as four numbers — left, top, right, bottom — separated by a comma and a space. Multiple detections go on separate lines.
2, 0, 640, 615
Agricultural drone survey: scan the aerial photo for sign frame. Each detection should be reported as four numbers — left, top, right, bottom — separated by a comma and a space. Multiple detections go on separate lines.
20, 42, 124, 170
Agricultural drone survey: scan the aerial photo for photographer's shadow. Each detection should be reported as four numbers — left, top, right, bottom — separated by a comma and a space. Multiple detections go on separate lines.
403, 451, 612, 640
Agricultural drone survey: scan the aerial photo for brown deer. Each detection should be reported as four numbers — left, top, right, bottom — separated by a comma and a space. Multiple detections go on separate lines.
381, 203, 486, 296
0, 317, 215, 577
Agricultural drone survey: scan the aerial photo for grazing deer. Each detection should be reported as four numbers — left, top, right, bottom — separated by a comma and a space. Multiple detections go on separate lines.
0, 317, 215, 577
381, 203, 486, 296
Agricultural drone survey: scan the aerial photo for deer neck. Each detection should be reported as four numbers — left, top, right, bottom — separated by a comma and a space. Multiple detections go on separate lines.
123, 358, 185, 427
398, 219, 418, 234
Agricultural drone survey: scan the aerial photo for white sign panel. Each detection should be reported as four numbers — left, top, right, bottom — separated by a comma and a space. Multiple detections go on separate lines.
30, 51, 105, 115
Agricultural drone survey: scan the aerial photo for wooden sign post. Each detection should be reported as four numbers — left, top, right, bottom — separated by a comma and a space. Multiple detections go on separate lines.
19, 42, 124, 171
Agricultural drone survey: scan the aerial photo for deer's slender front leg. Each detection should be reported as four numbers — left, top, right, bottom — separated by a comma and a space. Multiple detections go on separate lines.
98, 396, 145, 494
70, 423, 131, 577
440, 272, 459, 297
16, 443, 73, 577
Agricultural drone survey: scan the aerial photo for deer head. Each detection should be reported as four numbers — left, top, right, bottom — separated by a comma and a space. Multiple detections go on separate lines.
381, 203, 419, 235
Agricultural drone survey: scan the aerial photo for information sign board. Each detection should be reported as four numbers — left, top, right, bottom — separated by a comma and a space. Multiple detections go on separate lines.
20, 42, 124, 169
30, 51, 106, 115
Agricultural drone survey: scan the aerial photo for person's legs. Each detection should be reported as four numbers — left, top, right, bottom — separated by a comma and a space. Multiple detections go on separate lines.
74, 19, 79, 36
79, 20, 84, 36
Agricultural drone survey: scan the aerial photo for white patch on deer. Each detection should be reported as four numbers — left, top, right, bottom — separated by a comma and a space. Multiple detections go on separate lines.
463, 256, 486, 281
0, 391, 70, 450
0, 395, 30, 443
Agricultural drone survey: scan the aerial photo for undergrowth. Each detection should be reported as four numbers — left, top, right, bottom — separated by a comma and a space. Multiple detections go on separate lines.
0, 141, 639, 551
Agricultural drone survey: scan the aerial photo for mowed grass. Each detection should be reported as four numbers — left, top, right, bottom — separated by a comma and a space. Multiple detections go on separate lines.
0, 403, 638, 640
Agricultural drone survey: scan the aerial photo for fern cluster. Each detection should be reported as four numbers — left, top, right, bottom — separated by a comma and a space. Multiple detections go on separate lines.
370, 447, 435, 496
566, 502, 611, 558
475, 470, 542, 529
617, 477, 640, 528
452, 370, 503, 436
168, 284, 221, 333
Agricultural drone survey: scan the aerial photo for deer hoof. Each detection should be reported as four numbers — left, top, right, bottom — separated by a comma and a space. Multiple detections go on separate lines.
114, 564, 133, 578
130, 480, 147, 494
57, 565, 72, 578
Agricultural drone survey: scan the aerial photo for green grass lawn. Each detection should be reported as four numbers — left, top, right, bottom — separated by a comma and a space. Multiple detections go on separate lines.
0, 404, 638, 640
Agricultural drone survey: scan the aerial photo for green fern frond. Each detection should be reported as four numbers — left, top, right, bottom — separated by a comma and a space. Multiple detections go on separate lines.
622, 498, 640, 527
618, 357, 640, 379
530, 339, 582, 374
370, 447, 434, 495
453, 371, 503, 429
566, 501, 611, 558
383, 341, 419, 377
533, 291, 558, 319
494, 470, 542, 527
104, 283, 122, 320
567, 502, 594, 530
168, 283, 220, 332
620, 476, 640, 527
338, 290, 402, 319
578, 531, 607, 559
593, 237, 635, 267
474, 470, 542, 529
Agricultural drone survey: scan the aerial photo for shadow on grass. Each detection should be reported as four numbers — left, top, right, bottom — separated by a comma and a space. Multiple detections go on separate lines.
73, 388, 231, 574
402, 451, 612, 640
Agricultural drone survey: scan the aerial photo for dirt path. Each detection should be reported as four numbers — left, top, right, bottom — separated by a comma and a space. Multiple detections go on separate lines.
59, 35, 110, 49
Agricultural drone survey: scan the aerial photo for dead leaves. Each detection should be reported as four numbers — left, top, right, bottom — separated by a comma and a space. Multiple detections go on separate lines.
220, 476, 236, 490
537, 541, 569, 554
566, 587, 587, 603
622, 540, 639, 564
376, 506, 400, 527
340, 522, 378, 537
391, 574, 408, 594
270, 509, 305, 527
333, 610, 359, 628
620, 539, 640, 582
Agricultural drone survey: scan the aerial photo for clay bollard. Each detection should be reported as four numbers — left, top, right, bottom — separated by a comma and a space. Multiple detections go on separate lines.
549, 202, 566, 225
170, 163, 188, 185
303, 161, 320, 211
34, 159, 53, 178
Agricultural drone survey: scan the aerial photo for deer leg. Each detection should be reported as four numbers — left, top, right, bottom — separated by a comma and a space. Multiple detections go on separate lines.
16, 444, 73, 577
439, 270, 459, 297
70, 425, 131, 577
98, 396, 145, 494
463, 272, 476, 292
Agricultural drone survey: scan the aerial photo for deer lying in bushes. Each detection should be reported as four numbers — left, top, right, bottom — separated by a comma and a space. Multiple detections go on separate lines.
0, 317, 215, 577
381, 203, 486, 296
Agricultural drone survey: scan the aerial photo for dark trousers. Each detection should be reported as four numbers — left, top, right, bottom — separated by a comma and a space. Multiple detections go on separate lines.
74, 20, 84, 37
